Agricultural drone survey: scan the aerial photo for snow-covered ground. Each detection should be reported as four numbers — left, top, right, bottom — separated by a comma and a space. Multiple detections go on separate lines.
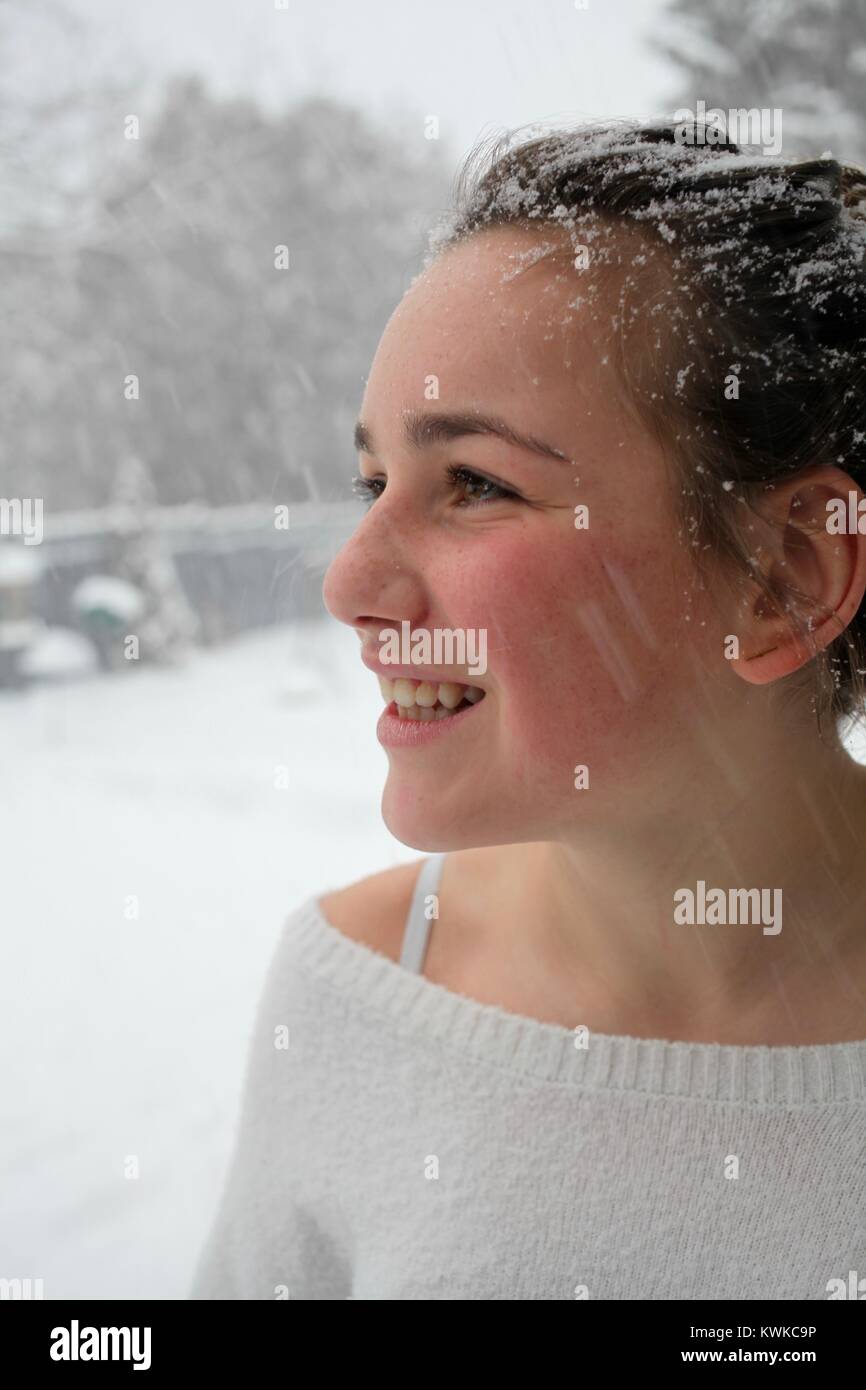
0, 617, 416, 1299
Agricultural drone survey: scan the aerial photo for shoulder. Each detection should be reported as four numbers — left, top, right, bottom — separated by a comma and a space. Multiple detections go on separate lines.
318, 859, 427, 963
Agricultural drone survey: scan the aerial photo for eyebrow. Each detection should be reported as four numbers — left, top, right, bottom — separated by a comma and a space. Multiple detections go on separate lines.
353, 409, 571, 464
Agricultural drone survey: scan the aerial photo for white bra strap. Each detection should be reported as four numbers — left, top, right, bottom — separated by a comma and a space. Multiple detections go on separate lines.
399, 853, 447, 974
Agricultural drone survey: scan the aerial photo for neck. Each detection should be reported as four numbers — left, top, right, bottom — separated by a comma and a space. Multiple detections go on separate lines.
463, 720, 866, 1044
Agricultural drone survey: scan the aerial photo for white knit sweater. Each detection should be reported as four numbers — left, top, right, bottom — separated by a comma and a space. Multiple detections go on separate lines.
190, 895, 866, 1300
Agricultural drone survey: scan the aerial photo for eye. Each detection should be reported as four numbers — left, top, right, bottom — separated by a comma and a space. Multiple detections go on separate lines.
445, 465, 519, 507
351, 473, 383, 505
350, 466, 520, 509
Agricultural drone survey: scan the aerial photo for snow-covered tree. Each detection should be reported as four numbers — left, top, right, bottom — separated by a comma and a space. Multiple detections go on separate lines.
654, 0, 866, 165
0, 63, 452, 512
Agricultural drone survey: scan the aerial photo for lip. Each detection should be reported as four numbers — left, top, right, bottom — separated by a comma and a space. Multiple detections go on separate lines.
376, 697, 486, 748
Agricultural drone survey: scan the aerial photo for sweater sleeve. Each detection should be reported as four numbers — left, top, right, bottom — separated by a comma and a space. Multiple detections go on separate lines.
188, 907, 353, 1301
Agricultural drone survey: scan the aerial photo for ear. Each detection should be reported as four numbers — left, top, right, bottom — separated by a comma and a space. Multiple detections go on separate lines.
728, 466, 866, 687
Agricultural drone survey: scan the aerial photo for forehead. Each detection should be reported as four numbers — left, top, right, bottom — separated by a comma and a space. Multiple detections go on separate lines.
362, 223, 639, 434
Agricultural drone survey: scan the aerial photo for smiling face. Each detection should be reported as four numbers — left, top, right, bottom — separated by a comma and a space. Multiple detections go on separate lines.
322, 223, 729, 851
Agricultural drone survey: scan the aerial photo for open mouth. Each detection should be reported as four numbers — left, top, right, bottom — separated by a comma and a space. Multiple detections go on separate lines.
378, 675, 486, 722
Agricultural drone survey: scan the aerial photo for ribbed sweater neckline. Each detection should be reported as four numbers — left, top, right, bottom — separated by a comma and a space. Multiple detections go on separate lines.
288, 898, 866, 1106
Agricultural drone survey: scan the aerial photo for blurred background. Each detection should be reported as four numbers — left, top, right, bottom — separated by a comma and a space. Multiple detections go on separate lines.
1, 0, 864, 1300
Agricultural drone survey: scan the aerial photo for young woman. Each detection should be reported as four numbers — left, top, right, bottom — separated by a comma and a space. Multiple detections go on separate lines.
191, 120, 866, 1300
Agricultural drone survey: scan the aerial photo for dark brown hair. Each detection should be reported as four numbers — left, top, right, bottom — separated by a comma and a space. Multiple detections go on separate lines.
427, 119, 866, 735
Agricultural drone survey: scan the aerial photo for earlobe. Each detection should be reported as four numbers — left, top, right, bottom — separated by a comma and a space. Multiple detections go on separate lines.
733, 639, 800, 683
725, 577, 818, 686
729, 604, 857, 687
729, 641, 807, 686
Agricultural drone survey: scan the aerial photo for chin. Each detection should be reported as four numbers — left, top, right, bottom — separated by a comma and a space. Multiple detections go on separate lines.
380, 783, 520, 853
381, 799, 459, 852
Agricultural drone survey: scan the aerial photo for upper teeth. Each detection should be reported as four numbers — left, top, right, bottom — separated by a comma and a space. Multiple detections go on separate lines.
378, 675, 485, 712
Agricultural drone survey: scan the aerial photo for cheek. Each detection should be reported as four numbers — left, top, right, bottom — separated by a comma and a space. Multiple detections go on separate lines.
446, 524, 702, 778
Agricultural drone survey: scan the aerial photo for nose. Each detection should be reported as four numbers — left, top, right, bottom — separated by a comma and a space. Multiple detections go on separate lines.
322, 498, 427, 639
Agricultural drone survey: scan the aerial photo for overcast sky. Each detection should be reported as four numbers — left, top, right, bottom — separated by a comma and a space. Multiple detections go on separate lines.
52, 0, 678, 162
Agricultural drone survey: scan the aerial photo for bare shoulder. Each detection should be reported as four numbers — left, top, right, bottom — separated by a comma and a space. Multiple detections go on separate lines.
318, 859, 427, 962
